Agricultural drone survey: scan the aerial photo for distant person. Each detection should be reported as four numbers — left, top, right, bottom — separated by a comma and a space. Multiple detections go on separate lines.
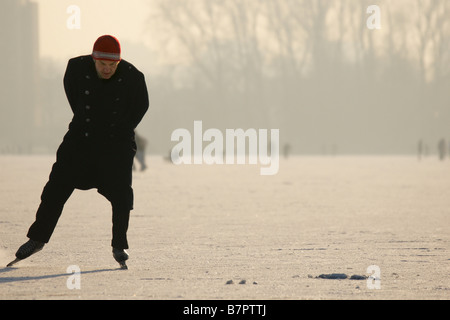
283, 143, 291, 159
134, 132, 148, 171
8, 35, 149, 269
438, 138, 446, 161
417, 140, 423, 161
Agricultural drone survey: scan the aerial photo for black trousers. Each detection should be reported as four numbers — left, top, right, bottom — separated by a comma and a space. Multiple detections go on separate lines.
26, 164, 131, 250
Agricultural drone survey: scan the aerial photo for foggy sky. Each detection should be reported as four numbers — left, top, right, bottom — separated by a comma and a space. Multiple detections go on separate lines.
1, 0, 449, 155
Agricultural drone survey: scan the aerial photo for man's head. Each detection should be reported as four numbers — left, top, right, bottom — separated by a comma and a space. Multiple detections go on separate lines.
94, 59, 120, 79
92, 35, 121, 79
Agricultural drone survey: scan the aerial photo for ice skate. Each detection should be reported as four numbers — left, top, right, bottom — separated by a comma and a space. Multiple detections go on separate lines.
112, 248, 129, 270
7, 239, 45, 267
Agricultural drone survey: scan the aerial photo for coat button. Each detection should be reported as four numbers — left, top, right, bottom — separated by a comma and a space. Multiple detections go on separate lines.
85, 118, 91, 123
85, 90, 90, 95
85, 105, 91, 110
85, 75, 91, 79
115, 97, 120, 102
84, 132, 89, 137
118, 78, 122, 82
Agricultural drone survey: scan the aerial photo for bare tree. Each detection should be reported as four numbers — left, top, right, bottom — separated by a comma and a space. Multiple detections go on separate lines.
414, 0, 450, 84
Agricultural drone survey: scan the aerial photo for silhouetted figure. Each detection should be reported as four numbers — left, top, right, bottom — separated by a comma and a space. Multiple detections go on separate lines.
134, 132, 147, 171
283, 143, 291, 159
417, 139, 423, 161
438, 138, 446, 161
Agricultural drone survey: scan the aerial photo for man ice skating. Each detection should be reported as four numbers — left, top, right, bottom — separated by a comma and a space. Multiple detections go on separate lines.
8, 35, 149, 269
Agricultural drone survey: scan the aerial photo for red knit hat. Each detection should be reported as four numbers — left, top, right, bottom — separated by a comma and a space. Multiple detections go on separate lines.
92, 35, 121, 61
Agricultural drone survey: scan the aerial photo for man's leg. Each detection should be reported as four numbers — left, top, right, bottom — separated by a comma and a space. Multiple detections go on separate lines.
110, 198, 132, 269
99, 184, 133, 269
97, 148, 134, 268
27, 166, 75, 243
10, 163, 75, 264
111, 204, 130, 250
98, 183, 133, 250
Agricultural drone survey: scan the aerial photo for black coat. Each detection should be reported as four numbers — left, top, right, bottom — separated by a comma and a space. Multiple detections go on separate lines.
51, 55, 149, 209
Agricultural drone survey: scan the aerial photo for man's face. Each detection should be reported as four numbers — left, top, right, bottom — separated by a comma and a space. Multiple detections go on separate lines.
94, 59, 119, 79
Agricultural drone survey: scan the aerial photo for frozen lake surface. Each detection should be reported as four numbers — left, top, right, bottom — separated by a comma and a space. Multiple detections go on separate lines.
0, 155, 449, 299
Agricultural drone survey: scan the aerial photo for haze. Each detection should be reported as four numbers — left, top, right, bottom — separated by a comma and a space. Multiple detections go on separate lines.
1, 0, 449, 156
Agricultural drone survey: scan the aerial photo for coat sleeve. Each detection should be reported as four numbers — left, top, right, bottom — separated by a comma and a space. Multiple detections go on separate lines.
130, 72, 149, 129
63, 59, 78, 114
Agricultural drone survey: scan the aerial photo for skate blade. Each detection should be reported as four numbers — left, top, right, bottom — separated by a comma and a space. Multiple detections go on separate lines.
7, 258, 21, 267
118, 261, 128, 270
